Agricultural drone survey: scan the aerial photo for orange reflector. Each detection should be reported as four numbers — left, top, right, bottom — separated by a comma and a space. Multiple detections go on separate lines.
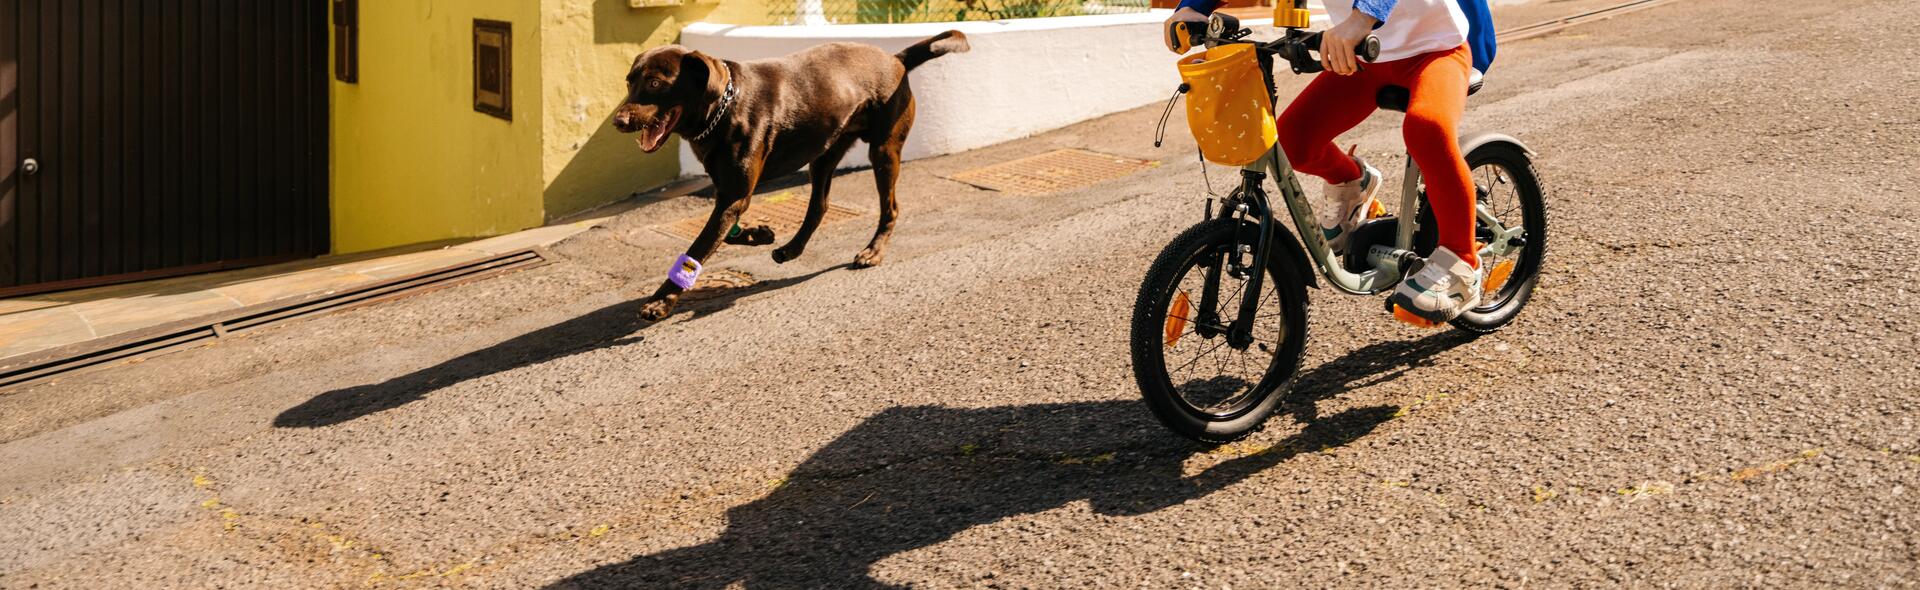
1366, 199, 1388, 219
1392, 304, 1444, 329
1483, 259, 1516, 297
1166, 291, 1192, 347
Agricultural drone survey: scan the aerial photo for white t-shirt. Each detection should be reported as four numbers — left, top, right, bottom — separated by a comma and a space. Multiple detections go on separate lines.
1323, 0, 1469, 63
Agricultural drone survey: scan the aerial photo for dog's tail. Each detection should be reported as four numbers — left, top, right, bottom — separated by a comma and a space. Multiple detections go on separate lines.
896, 30, 970, 71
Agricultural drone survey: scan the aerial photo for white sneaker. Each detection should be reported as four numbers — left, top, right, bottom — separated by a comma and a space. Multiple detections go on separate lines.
1319, 153, 1382, 256
1389, 246, 1482, 325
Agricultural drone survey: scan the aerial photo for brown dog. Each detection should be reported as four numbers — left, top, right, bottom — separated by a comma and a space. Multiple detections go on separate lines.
613, 31, 970, 320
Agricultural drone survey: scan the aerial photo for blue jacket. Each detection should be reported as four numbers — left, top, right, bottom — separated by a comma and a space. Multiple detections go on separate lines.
1175, 0, 1497, 74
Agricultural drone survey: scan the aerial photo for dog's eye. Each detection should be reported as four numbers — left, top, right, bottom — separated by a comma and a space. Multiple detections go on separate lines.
647, 79, 669, 93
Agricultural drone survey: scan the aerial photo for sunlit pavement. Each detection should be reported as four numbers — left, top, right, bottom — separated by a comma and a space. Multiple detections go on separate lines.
3, 0, 1918, 586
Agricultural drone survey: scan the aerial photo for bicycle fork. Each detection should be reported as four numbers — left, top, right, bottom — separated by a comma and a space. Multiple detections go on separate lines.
1204, 169, 1275, 351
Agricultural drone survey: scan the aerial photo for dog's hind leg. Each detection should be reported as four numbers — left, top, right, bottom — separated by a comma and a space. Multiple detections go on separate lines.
773, 135, 859, 264
722, 224, 775, 246
854, 94, 914, 268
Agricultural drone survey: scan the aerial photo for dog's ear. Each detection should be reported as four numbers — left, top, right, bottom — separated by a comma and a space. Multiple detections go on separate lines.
679, 50, 726, 100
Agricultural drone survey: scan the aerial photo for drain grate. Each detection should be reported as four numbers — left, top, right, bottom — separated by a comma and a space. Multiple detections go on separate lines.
680, 268, 759, 303
0, 249, 549, 391
658, 191, 865, 242
947, 149, 1158, 195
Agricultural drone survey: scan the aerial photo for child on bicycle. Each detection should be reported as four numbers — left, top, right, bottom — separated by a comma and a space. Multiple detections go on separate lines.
1164, 0, 1497, 323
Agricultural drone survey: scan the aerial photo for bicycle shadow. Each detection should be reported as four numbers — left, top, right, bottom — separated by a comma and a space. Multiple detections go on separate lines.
1281, 330, 1478, 421
271, 265, 846, 428
546, 332, 1472, 588
547, 401, 1397, 589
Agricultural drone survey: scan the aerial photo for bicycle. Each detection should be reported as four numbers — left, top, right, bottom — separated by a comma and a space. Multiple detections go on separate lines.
1132, 8, 1547, 443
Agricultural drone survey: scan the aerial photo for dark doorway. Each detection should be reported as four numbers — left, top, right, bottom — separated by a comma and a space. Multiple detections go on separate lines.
0, 0, 330, 296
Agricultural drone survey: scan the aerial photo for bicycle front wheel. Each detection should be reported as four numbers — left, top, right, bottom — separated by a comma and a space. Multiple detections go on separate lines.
1130, 218, 1310, 444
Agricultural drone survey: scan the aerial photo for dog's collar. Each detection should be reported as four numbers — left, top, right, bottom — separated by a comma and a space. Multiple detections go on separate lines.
688, 63, 736, 143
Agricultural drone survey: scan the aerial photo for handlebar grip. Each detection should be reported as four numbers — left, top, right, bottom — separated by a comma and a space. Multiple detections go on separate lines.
1282, 32, 1382, 74
1301, 32, 1380, 62
1169, 21, 1198, 54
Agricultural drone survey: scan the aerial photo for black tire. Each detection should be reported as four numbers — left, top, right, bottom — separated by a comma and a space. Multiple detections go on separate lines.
1451, 141, 1547, 333
1130, 218, 1310, 444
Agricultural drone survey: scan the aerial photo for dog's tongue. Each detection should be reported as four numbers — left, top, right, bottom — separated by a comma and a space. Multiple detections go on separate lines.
636, 122, 670, 153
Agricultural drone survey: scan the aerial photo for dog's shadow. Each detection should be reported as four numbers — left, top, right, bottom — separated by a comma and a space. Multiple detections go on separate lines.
271, 265, 846, 428
677, 263, 852, 321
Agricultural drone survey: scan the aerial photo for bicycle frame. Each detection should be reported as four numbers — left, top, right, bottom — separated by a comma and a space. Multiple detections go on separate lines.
1195, 29, 1528, 345
1225, 145, 1527, 296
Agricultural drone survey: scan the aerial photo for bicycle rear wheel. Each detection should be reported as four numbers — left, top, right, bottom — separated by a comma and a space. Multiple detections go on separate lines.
1130, 218, 1309, 444
1453, 141, 1547, 333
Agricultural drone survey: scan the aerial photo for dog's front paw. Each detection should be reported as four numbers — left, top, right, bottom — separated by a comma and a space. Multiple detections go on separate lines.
638, 298, 677, 321
724, 224, 777, 246
771, 245, 803, 264
852, 247, 885, 268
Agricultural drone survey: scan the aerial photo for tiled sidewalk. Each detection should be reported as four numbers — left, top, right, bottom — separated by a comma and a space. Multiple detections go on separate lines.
0, 218, 605, 363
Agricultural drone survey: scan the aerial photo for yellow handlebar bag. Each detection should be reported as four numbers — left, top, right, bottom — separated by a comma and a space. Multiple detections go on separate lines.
1178, 44, 1278, 167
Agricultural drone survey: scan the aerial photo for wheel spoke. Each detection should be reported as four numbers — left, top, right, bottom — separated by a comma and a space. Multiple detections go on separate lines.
1218, 274, 1248, 314
1169, 339, 1231, 375
1165, 264, 1286, 412
1213, 341, 1232, 381
1136, 219, 1325, 433
1238, 348, 1250, 383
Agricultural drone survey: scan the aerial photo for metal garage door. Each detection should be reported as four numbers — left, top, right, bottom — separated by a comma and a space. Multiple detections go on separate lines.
0, 0, 329, 296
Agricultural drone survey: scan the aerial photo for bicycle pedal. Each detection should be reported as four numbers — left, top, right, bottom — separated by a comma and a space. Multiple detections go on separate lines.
1390, 304, 1444, 329
1366, 199, 1389, 219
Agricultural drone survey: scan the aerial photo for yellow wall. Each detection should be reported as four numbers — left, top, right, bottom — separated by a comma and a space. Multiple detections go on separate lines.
330, 0, 545, 254
330, 0, 771, 253
705, 0, 773, 25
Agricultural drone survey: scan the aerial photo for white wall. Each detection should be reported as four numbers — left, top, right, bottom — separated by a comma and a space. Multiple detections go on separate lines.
677, 11, 1233, 175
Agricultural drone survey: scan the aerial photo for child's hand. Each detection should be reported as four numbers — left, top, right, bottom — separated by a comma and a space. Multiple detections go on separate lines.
1164, 7, 1207, 53
1320, 13, 1378, 75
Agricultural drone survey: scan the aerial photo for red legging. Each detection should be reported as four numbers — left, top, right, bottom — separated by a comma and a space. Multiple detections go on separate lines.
1276, 44, 1477, 269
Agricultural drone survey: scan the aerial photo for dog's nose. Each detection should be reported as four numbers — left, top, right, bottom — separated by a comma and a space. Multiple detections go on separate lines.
613, 112, 632, 128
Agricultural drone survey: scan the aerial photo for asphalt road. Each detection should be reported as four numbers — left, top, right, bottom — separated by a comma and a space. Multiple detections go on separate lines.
4, 0, 1919, 587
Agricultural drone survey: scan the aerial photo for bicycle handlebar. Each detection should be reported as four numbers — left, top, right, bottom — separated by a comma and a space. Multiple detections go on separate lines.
1285, 31, 1381, 74
1178, 14, 1380, 75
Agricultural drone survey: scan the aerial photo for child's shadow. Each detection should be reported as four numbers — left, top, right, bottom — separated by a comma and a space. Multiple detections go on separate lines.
547, 400, 1399, 589
549, 331, 1475, 588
